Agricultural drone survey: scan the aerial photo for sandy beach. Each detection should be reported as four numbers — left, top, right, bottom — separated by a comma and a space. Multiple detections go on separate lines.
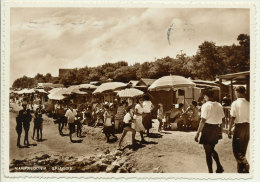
9, 102, 240, 173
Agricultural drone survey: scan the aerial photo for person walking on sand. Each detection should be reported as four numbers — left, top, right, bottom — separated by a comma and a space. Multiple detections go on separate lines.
194, 91, 224, 173
65, 104, 77, 142
23, 108, 32, 146
16, 104, 27, 147
133, 97, 147, 143
228, 86, 250, 173
118, 106, 136, 150
142, 95, 154, 137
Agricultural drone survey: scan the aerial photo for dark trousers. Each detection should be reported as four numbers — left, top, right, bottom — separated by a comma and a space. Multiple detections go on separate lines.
76, 123, 82, 137
24, 129, 29, 145
58, 122, 65, 134
16, 128, 22, 146
232, 123, 250, 173
69, 123, 75, 141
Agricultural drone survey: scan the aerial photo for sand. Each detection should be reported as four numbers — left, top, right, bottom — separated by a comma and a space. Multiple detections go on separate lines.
9, 102, 239, 173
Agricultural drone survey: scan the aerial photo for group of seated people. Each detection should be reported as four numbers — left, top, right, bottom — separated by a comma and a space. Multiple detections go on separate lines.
163, 101, 201, 130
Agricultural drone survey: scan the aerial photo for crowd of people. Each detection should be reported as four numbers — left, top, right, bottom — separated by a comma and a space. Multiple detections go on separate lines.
13, 86, 250, 173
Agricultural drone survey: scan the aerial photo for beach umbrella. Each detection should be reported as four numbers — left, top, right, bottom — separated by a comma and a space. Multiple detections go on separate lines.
48, 88, 67, 100
17, 89, 26, 95
63, 85, 80, 95
71, 87, 88, 95
93, 82, 127, 94
148, 75, 196, 91
17, 88, 34, 94
117, 88, 144, 98
48, 88, 60, 94
79, 84, 98, 90
35, 88, 48, 94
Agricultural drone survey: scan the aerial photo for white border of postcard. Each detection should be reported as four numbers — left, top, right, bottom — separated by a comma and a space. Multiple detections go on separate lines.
1, 0, 260, 181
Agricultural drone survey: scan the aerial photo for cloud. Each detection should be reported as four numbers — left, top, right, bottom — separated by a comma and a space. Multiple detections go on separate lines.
10, 8, 249, 84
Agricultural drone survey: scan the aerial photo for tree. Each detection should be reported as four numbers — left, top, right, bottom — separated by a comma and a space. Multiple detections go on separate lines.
192, 41, 224, 80
113, 66, 137, 82
45, 73, 53, 83
59, 69, 77, 86
12, 76, 36, 89
136, 62, 150, 79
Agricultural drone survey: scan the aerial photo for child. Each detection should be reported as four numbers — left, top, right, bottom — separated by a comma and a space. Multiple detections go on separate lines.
157, 103, 164, 132
118, 106, 136, 150
93, 104, 104, 127
103, 104, 117, 142
33, 106, 43, 140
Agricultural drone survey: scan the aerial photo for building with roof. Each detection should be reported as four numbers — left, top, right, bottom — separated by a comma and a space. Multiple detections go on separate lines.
134, 78, 156, 91
217, 71, 250, 102
128, 80, 139, 87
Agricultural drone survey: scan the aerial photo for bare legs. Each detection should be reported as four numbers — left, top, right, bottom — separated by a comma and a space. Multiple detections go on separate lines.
118, 127, 136, 148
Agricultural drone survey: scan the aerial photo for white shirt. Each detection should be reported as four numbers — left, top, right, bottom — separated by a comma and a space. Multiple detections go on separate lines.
123, 113, 132, 124
143, 101, 152, 113
230, 98, 250, 123
201, 101, 224, 124
65, 109, 77, 123
135, 104, 143, 115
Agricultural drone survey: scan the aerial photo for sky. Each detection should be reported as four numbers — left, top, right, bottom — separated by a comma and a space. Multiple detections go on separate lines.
10, 8, 249, 84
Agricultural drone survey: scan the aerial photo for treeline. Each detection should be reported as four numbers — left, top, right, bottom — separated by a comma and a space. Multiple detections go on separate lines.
12, 34, 250, 88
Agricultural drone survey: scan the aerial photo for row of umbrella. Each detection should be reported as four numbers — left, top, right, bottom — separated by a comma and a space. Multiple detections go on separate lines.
47, 84, 99, 100
13, 76, 196, 100
92, 76, 195, 94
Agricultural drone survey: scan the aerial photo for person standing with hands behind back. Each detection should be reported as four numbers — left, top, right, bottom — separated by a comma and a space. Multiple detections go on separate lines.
228, 86, 250, 173
194, 91, 224, 173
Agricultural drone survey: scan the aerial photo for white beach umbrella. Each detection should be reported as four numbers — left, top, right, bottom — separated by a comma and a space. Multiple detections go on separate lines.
148, 75, 196, 91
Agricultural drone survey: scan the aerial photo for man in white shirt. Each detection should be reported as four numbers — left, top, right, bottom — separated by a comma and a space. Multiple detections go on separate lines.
195, 91, 224, 173
65, 104, 77, 142
142, 95, 154, 136
229, 86, 250, 173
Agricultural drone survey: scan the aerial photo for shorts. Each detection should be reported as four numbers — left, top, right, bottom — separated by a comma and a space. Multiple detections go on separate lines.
103, 125, 114, 134
123, 123, 131, 129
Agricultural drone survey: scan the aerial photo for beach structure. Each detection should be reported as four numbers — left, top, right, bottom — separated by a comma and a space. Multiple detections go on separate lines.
148, 75, 196, 111
93, 82, 127, 102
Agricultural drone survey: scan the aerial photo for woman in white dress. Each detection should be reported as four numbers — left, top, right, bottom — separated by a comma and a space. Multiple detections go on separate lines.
133, 97, 146, 143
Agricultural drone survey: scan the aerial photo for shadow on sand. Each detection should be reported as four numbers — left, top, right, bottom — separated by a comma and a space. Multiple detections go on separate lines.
122, 143, 145, 151
71, 139, 83, 143
146, 133, 163, 138
37, 139, 47, 142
